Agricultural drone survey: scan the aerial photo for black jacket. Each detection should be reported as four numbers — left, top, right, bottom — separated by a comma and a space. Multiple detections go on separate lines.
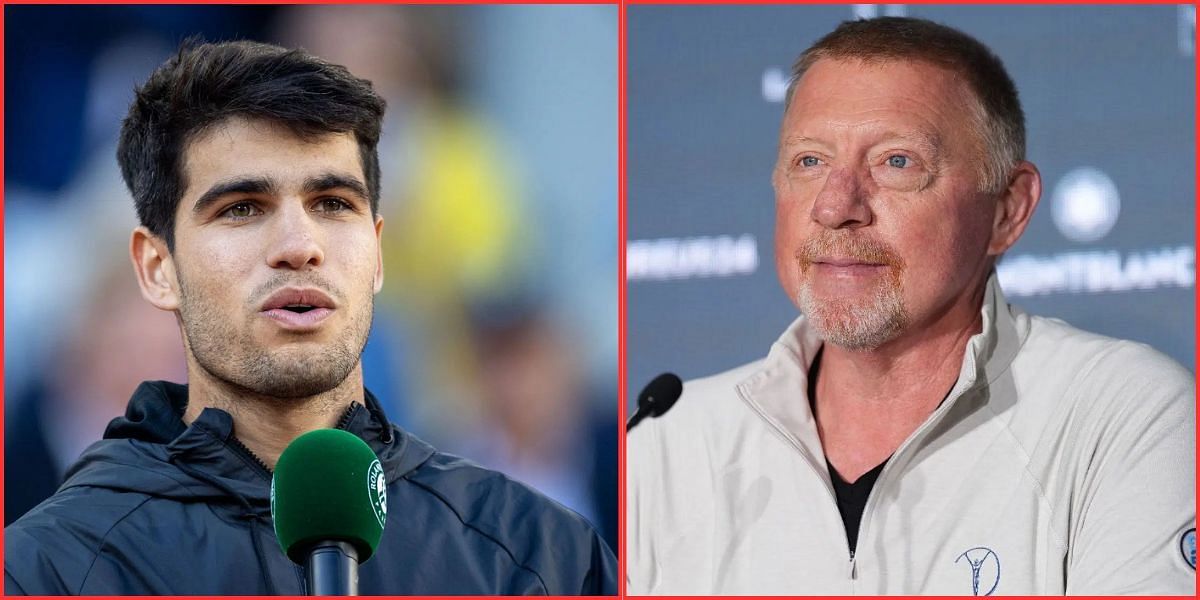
4, 381, 616, 595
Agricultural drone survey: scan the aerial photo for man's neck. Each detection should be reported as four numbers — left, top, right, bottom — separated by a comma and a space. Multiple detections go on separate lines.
811, 279, 988, 482
181, 364, 366, 470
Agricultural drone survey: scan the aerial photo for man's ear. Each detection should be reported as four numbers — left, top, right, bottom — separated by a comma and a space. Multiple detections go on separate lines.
130, 226, 181, 311
988, 160, 1042, 256
373, 215, 385, 294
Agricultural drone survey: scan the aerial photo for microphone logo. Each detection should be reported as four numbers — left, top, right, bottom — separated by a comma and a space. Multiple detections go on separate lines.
367, 460, 387, 528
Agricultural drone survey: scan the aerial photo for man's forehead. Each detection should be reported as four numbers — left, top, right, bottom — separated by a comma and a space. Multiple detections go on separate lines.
185, 116, 359, 159
790, 57, 970, 106
181, 116, 365, 193
783, 57, 975, 143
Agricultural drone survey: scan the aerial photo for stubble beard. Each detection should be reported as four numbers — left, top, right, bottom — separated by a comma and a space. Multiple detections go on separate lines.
177, 271, 372, 400
794, 233, 910, 351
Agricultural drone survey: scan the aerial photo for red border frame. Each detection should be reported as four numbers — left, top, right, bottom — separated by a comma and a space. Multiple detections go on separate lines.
617, 0, 629, 596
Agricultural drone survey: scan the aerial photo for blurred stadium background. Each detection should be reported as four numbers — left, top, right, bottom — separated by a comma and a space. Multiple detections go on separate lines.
628, 4, 1196, 409
3, 4, 618, 547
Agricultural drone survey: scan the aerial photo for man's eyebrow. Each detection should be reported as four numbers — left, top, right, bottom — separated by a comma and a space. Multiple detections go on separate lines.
876, 130, 944, 159
303, 172, 370, 201
193, 176, 277, 214
780, 135, 832, 149
779, 132, 944, 157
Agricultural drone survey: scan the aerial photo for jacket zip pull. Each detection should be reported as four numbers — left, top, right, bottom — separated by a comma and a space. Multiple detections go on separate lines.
848, 550, 857, 580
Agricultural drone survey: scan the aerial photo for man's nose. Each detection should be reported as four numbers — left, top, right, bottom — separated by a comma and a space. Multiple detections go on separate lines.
811, 166, 873, 229
266, 202, 325, 269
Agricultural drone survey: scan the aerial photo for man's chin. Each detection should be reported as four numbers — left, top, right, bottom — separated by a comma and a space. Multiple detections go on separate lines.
797, 290, 908, 351
218, 347, 361, 400
249, 378, 343, 400
238, 364, 352, 399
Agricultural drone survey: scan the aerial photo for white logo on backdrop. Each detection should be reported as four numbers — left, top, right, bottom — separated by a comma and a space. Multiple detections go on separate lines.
763, 4, 907, 104
627, 234, 759, 281
1051, 167, 1121, 243
997, 247, 1194, 296
1180, 5, 1195, 57
762, 67, 790, 103
997, 166, 1194, 296
852, 4, 906, 19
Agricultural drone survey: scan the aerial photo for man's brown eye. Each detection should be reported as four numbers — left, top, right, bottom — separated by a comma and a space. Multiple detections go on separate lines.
320, 198, 348, 212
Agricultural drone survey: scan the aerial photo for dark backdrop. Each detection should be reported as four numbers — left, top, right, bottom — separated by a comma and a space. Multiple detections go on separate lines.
628, 5, 1196, 405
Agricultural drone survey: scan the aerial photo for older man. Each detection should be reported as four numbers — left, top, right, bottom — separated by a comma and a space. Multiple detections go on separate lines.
627, 17, 1195, 595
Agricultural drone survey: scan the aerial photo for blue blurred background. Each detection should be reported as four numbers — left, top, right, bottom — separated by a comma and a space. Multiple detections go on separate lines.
3, 4, 618, 547
627, 4, 1196, 408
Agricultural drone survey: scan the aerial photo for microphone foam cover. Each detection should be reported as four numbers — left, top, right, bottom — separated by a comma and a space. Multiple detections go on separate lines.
271, 428, 387, 564
643, 373, 683, 416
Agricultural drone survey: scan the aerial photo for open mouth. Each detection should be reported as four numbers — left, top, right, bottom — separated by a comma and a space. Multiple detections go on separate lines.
259, 287, 337, 330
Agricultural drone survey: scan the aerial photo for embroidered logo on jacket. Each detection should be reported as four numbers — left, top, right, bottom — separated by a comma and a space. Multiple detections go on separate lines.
1181, 528, 1196, 570
955, 546, 1000, 596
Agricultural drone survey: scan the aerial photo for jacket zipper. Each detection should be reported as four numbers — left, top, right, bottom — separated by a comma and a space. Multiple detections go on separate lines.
741, 393, 858, 577
227, 402, 361, 479
334, 401, 361, 430
756, 365, 980, 587
227, 436, 273, 479
852, 373, 980, 586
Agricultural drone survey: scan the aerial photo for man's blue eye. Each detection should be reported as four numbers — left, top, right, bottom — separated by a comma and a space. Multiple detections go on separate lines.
800, 156, 820, 167
887, 155, 910, 168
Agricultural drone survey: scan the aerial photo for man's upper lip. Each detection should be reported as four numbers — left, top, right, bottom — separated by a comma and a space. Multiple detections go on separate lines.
815, 257, 885, 267
260, 287, 336, 311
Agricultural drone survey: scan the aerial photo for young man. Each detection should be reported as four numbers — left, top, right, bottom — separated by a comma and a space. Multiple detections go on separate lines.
5, 40, 616, 595
627, 17, 1195, 595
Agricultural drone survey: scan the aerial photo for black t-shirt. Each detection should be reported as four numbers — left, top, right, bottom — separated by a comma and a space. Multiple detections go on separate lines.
808, 346, 888, 555
828, 458, 887, 554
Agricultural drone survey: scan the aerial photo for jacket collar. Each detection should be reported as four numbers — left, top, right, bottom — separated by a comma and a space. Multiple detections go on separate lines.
82, 381, 436, 505
736, 272, 1029, 467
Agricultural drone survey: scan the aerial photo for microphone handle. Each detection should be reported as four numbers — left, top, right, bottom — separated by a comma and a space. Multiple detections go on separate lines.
626, 408, 649, 432
306, 540, 359, 596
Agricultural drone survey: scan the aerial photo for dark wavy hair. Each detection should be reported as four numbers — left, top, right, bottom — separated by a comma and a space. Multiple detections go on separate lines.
117, 38, 387, 250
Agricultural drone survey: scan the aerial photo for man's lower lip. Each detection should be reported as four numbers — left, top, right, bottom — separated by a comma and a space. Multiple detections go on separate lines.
261, 308, 333, 329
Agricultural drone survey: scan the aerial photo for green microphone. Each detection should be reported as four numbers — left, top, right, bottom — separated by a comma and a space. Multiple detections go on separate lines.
271, 429, 388, 595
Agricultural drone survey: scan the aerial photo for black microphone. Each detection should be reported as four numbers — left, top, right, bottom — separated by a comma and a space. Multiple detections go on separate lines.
627, 373, 683, 432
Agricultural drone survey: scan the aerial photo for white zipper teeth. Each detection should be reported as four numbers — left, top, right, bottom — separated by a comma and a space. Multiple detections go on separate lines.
738, 390, 858, 570
854, 367, 979, 577
740, 357, 980, 586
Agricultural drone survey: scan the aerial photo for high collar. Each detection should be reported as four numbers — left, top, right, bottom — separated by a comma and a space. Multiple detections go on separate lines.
736, 272, 1029, 468
61, 381, 436, 511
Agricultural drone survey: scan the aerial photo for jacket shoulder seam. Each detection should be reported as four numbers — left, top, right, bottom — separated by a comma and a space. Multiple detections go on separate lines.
401, 475, 551, 594
987, 408, 1070, 552
986, 336, 1133, 554
77, 495, 156, 594
5, 566, 29, 595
